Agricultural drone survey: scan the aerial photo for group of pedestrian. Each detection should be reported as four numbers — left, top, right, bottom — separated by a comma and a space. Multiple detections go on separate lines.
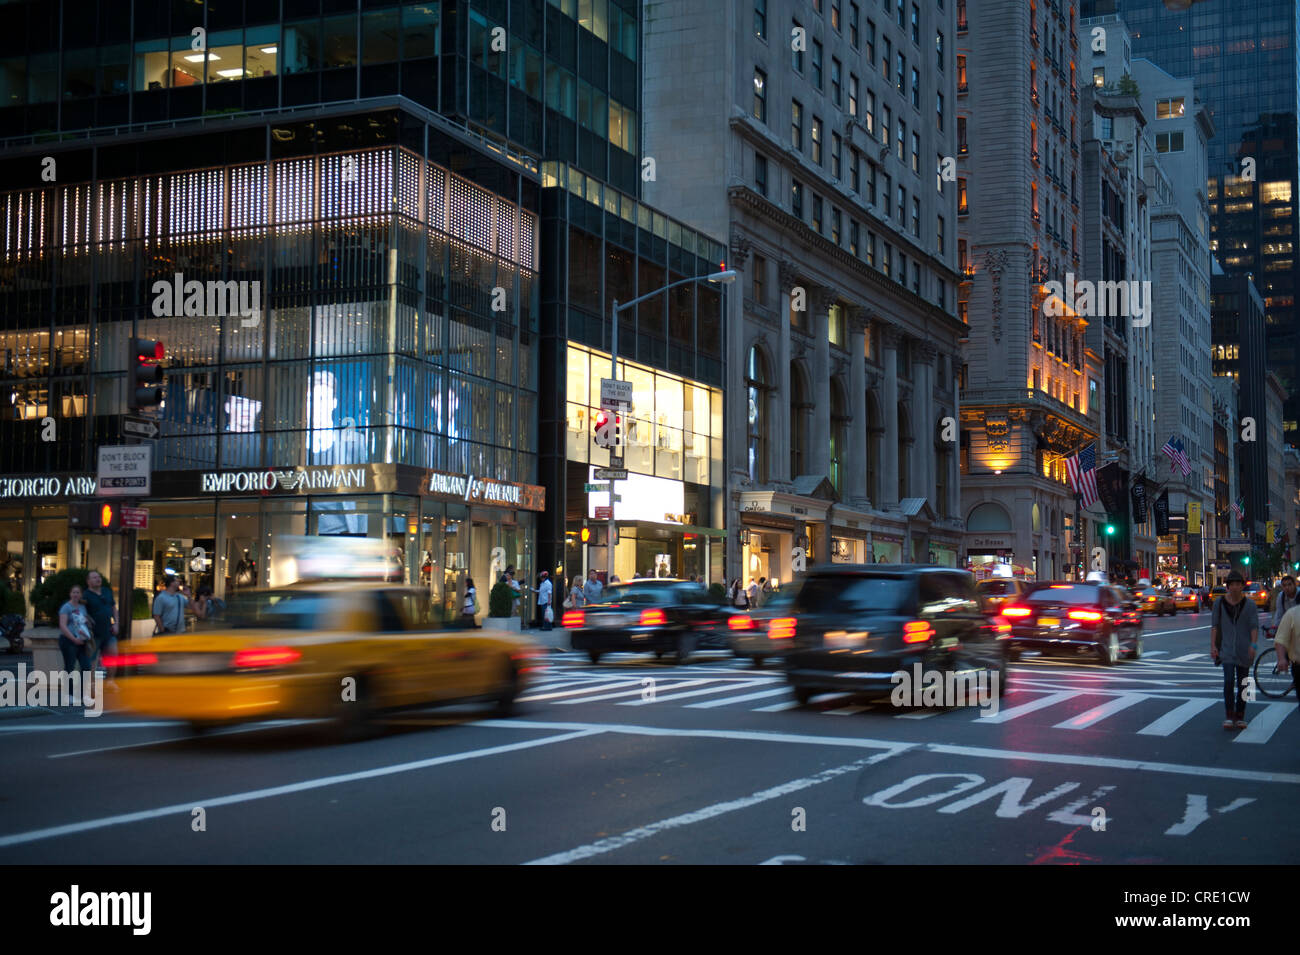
57, 570, 118, 675
726, 576, 771, 609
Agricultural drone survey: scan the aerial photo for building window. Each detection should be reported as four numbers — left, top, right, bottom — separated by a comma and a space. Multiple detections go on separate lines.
791, 364, 810, 479
755, 0, 767, 40
911, 3, 920, 43
812, 116, 824, 164
850, 219, 860, 256
896, 51, 906, 92
832, 0, 841, 32
755, 152, 768, 195
1156, 131, 1185, 153
957, 54, 967, 92
897, 184, 906, 222
746, 346, 770, 484
912, 262, 920, 294
884, 242, 893, 277
866, 90, 876, 134
850, 148, 860, 191
868, 18, 877, 64
867, 162, 877, 204
882, 36, 891, 77
936, 92, 944, 131
867, 230, 877, 267
937, 215, 945, 254
792, 99, 803, 150
958, 177, 968, 215
812, 39, 823, 89
897, 119, 906, 161
753, 68, 767, 123
812, 194, 824, 233
832, 132, 842, 178
911, 67, 920, 108
752, 253, 767, 305
831, 57, 842, 106
1155, 97, 1185, 119
793, 20, 804, 72
958, 115, 968, 154
832, 207, 842, 244
912, 197, 921, 236
1092, 66, 1104, 87
849, 73, 859, 116
937, 153, 945, 193
881, 105, 891, 146
792, 178, 804, 218
911, 130, 920, 172
850, 2, 860, 48
1097, 114, 1112, 139
882, 172, 892, 215
936, 31, 944, 72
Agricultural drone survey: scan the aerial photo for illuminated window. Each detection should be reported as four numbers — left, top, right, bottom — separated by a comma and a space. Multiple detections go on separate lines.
1155, 97, 1185, 119
1261, 181, 1292, 203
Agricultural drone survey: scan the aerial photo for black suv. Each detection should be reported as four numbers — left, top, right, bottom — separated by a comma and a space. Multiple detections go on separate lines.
783, 565, 1010, 705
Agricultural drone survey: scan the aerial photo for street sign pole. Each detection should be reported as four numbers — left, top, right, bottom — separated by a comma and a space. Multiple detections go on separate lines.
608, 299, 619, 584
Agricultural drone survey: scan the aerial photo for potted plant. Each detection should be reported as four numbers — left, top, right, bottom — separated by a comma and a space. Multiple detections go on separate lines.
130, 588, 156, 641
484, 580, 521, 631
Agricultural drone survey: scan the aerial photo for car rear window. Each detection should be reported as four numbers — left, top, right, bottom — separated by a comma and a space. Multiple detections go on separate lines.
602, 584, 674, 604
223, 590, 336, 630
793, 575, 913, 614
977, 581, 1013, 595
1025, 584, 1100, 604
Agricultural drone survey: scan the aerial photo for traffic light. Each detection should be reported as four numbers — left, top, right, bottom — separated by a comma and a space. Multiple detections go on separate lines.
129, 337, 165, 410
580, 526, 591, 544
68, 501, 120, 533
1242, 555, 1251, 566
1104, 522, 1117, 537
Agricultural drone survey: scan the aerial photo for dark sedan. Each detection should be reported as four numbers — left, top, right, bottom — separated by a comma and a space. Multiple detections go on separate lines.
563, 580, 730, 664
1000, 582, 1143, 665
782, 565, 1011, 706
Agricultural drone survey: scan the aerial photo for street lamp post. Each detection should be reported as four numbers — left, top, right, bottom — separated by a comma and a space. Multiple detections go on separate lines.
606, 270, 735, 585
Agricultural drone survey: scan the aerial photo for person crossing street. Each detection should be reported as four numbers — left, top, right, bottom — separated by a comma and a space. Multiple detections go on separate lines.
1210, 570, 1258, 731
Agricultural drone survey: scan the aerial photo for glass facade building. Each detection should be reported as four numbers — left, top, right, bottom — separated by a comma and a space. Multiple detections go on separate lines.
1084, 0, 1300, 444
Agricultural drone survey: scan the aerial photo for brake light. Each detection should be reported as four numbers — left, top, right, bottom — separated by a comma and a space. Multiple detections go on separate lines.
1002, 605, 1032, 617
1067, 609, 1103, 622
902, 620, 935, 643
232, 646, 302, 668
101, 652, 157, 667
768, 617, 797, 640
728, 615, 756, 630
639, 608, 667, 626
561, 610, 585, 629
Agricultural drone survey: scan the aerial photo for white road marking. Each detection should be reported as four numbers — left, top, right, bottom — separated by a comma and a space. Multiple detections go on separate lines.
975, 690, 1078, 723
686, 686, 793, 708
48, 720, 318, 758
553, 679, 710, 704
1052, 694, 1149, 729
753, 701, 803, 712
1141, 650, 1168, 657
516, 679, 645, 702
619, 679, 772, 706
895, 709, 941, 719
0, 729, 602, 849
1171, 653, 1207, 662
522, 749, 910, 865
1137, 698, 1220, 736
824, 705, 872, 716
1233, 703, 1295, 744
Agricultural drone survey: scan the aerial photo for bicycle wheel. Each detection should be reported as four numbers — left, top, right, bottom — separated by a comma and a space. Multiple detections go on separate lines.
1253, 647, 1295, 699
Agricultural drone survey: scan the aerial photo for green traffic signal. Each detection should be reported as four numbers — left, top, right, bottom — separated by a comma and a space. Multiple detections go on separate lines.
1243, 555, 1251, 565
1104, 524, 1116, 536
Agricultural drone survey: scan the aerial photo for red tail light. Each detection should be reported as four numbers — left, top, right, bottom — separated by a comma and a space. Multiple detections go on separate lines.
768, 617, 796, 640
1001, 605, 1032, 617
902, 620, 935, 643
1067, 609, 1103, 622
639, 608, 667, 626
101, 652, 157, 667
561, 610, 585, 629
232, 646, 302, 668
728, 615, 756, 631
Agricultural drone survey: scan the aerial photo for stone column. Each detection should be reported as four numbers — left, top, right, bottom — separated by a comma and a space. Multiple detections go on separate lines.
727, 234, 752, 487
810, 288, 835, 479
948, 351, 962, 520
776, 262, 799, 485
880, 322, 903, 508
914, 341, 939, 505
848, 307, 870, 506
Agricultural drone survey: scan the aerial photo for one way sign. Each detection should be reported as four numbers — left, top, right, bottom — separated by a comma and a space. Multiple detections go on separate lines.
122, 416, 159, 438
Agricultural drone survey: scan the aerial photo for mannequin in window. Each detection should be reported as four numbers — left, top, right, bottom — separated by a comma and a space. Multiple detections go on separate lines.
234, 549, 257, 589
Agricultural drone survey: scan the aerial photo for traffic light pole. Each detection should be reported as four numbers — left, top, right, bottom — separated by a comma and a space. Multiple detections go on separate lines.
608, 298, 620, 586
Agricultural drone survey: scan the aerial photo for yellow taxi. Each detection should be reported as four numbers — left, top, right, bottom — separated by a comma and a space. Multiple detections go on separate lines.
1169, 587, 1201, 612
105, 581, 544, 738
1245, 583, 1271, 610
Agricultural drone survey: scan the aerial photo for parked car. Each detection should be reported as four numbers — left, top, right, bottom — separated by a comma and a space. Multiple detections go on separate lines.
975, 578, 1031, 613
563, 579, 730, 664
781, 565, 1011, 706
1134, 586, 1176, 615
1000, 581, 1144, 665
727, 587, 798, 667
1170, 587, 1201, 612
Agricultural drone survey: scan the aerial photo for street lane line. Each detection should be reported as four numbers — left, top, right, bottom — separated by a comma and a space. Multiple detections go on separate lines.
517, 679, 645, 702
1141, 650, 1168, 657
975, 690, 1079, 723
824, 705, 872, 716
1140, 625, 1210, 636
895, 709, 941, 719
0, 721, 183, 733
1051, 693, 1148, 729
1137, 698, 1220, 736
686, 686, 793, 708
0, 729, 601, 849
1234, 703, 1294, 744
522, 749, 910, 865
553, 680, 710, 704
752, 701, 803, 711
619, 679, 771, 706
1171, 653, 1207, 662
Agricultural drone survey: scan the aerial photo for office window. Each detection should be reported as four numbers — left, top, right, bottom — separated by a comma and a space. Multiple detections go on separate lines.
832, 132, 842, 178
812, 194, 824, 233
897, 184, 906, 222
936, 31, 944, 71
832, 0, 842, 31
912, 262, 920, 294
882, 172, 892, 215
1092, 67, 1104, 87
832, 207, 842, 244
958, 115, 967, 153
867, 162, 877, 204
884, 243, 893, 278
911, 67, 920, 107
897, 250, 906, 284
866, 89, 876, 134
883, 36, 891, 77
910, 3, 920, 43
792, 99, 803, 150
867, 230, 877, 267
896, 51, 905, 92
867, 19, 876, 64
911, 130, 919, 172
850, 147, 860, 191
849, 74, 858, 116
753, 68, 767, 122
881, 105, 891, 145
897, 119, 905, 161
1097, 115, 1112, 139
755, 152, 768, 195
812, 116, 824, 164
897, 0, 905, 29
1156, 97, 1185, 119
850, 219, 860, 256
937, 215, 945, 254
912, 196, 920, 236
792, 179, 804, 218
831, 58, 842, 107
755, 0, 767, 40
793, 21, 804, 72
1156, 131, 1184, 153
958, 177, 968, 214
957, 54, 967, 90
850, 3, 860, 47
936, 92, 944, 130
937, 153, 944, 193
812, 39, 823, 89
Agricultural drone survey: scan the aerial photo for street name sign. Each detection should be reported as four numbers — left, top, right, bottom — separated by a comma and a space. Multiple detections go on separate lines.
583, 483, 610, 493
122, 416, 159, 439
593, 468, 628, 481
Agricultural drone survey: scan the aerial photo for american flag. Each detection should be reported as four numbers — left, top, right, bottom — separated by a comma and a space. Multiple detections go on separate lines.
1230, 496, 1244, 522
1066, 444, 1100, 508
1161, 435, 1191, 476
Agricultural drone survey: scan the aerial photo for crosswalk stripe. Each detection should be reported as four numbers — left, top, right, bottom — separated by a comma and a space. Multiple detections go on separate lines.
553, 679, 710, 704
1170, 653, 1207, 662
975, 690, 1078, 724
753, 700, 803, 712
686, 686, 793, 709
517, 679, 645, 702
895, 709, 941, 719
1141, 650, 1168, 657
1137, 698, 1220, 736
824, 705, 872, 715
1234, 703, 1295, 744
1052, 693, 1148, 729
619, 679, 772, 706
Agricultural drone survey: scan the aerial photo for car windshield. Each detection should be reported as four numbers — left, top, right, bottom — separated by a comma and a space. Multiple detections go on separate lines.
1025, 584, 1100, 604
760, 589, 797, 610
793, 575, 913, 615
223, 590, 335, 630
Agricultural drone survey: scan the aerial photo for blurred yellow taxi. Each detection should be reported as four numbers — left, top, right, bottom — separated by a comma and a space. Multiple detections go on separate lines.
1245, 583, 1271, 609
105, 582, 544, 738
1170, 587, 1200, 612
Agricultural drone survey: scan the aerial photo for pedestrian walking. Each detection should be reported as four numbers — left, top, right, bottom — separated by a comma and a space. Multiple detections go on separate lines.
729, 578, 749, 609
58, 584, 95, 674
583, 569, 604, 605
1269, 600, 1300, 709
461, 577, 480, 628
565, 575, 585, 610
151, 574, 189, 635
82, 570, 118, 666
746, 577, 760, 608
1210, 570, 1259, 731
1269, 575, 1299, 635
536, 570, 553, 630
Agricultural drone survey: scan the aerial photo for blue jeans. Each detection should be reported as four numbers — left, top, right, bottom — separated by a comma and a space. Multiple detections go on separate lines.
58, 636, 94, 673
1221, 663, 1249, 718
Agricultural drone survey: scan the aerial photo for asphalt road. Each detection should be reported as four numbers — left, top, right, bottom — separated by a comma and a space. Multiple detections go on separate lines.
1, 609, 1295, 865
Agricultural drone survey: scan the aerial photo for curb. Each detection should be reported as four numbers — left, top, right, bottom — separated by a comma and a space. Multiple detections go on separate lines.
0, 705, 53, 720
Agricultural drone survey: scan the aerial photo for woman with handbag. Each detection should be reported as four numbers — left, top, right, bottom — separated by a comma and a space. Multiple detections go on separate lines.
461, 577, 480, 629
565, 575, 586, 611
58, 584, 96, 675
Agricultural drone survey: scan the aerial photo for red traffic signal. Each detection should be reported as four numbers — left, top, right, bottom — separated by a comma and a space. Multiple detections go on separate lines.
130, 338, 165, 410
99, 503, 116, 530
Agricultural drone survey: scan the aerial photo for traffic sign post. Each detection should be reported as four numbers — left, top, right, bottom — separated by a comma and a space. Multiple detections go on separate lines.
121, 415, 159, 439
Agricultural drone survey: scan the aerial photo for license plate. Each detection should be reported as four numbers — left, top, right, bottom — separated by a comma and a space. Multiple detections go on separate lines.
825, 630, 868, 647
1039, 617, 1059, 628
155, 654, 225, 674
595, 615, 627, 629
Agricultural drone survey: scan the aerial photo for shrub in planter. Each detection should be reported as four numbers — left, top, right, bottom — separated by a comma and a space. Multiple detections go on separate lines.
30, 568, 99, 622
132, 588, 153, 620
489, 581, 517, 618
0, 582, 24, 616
708, 582, 727, 604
